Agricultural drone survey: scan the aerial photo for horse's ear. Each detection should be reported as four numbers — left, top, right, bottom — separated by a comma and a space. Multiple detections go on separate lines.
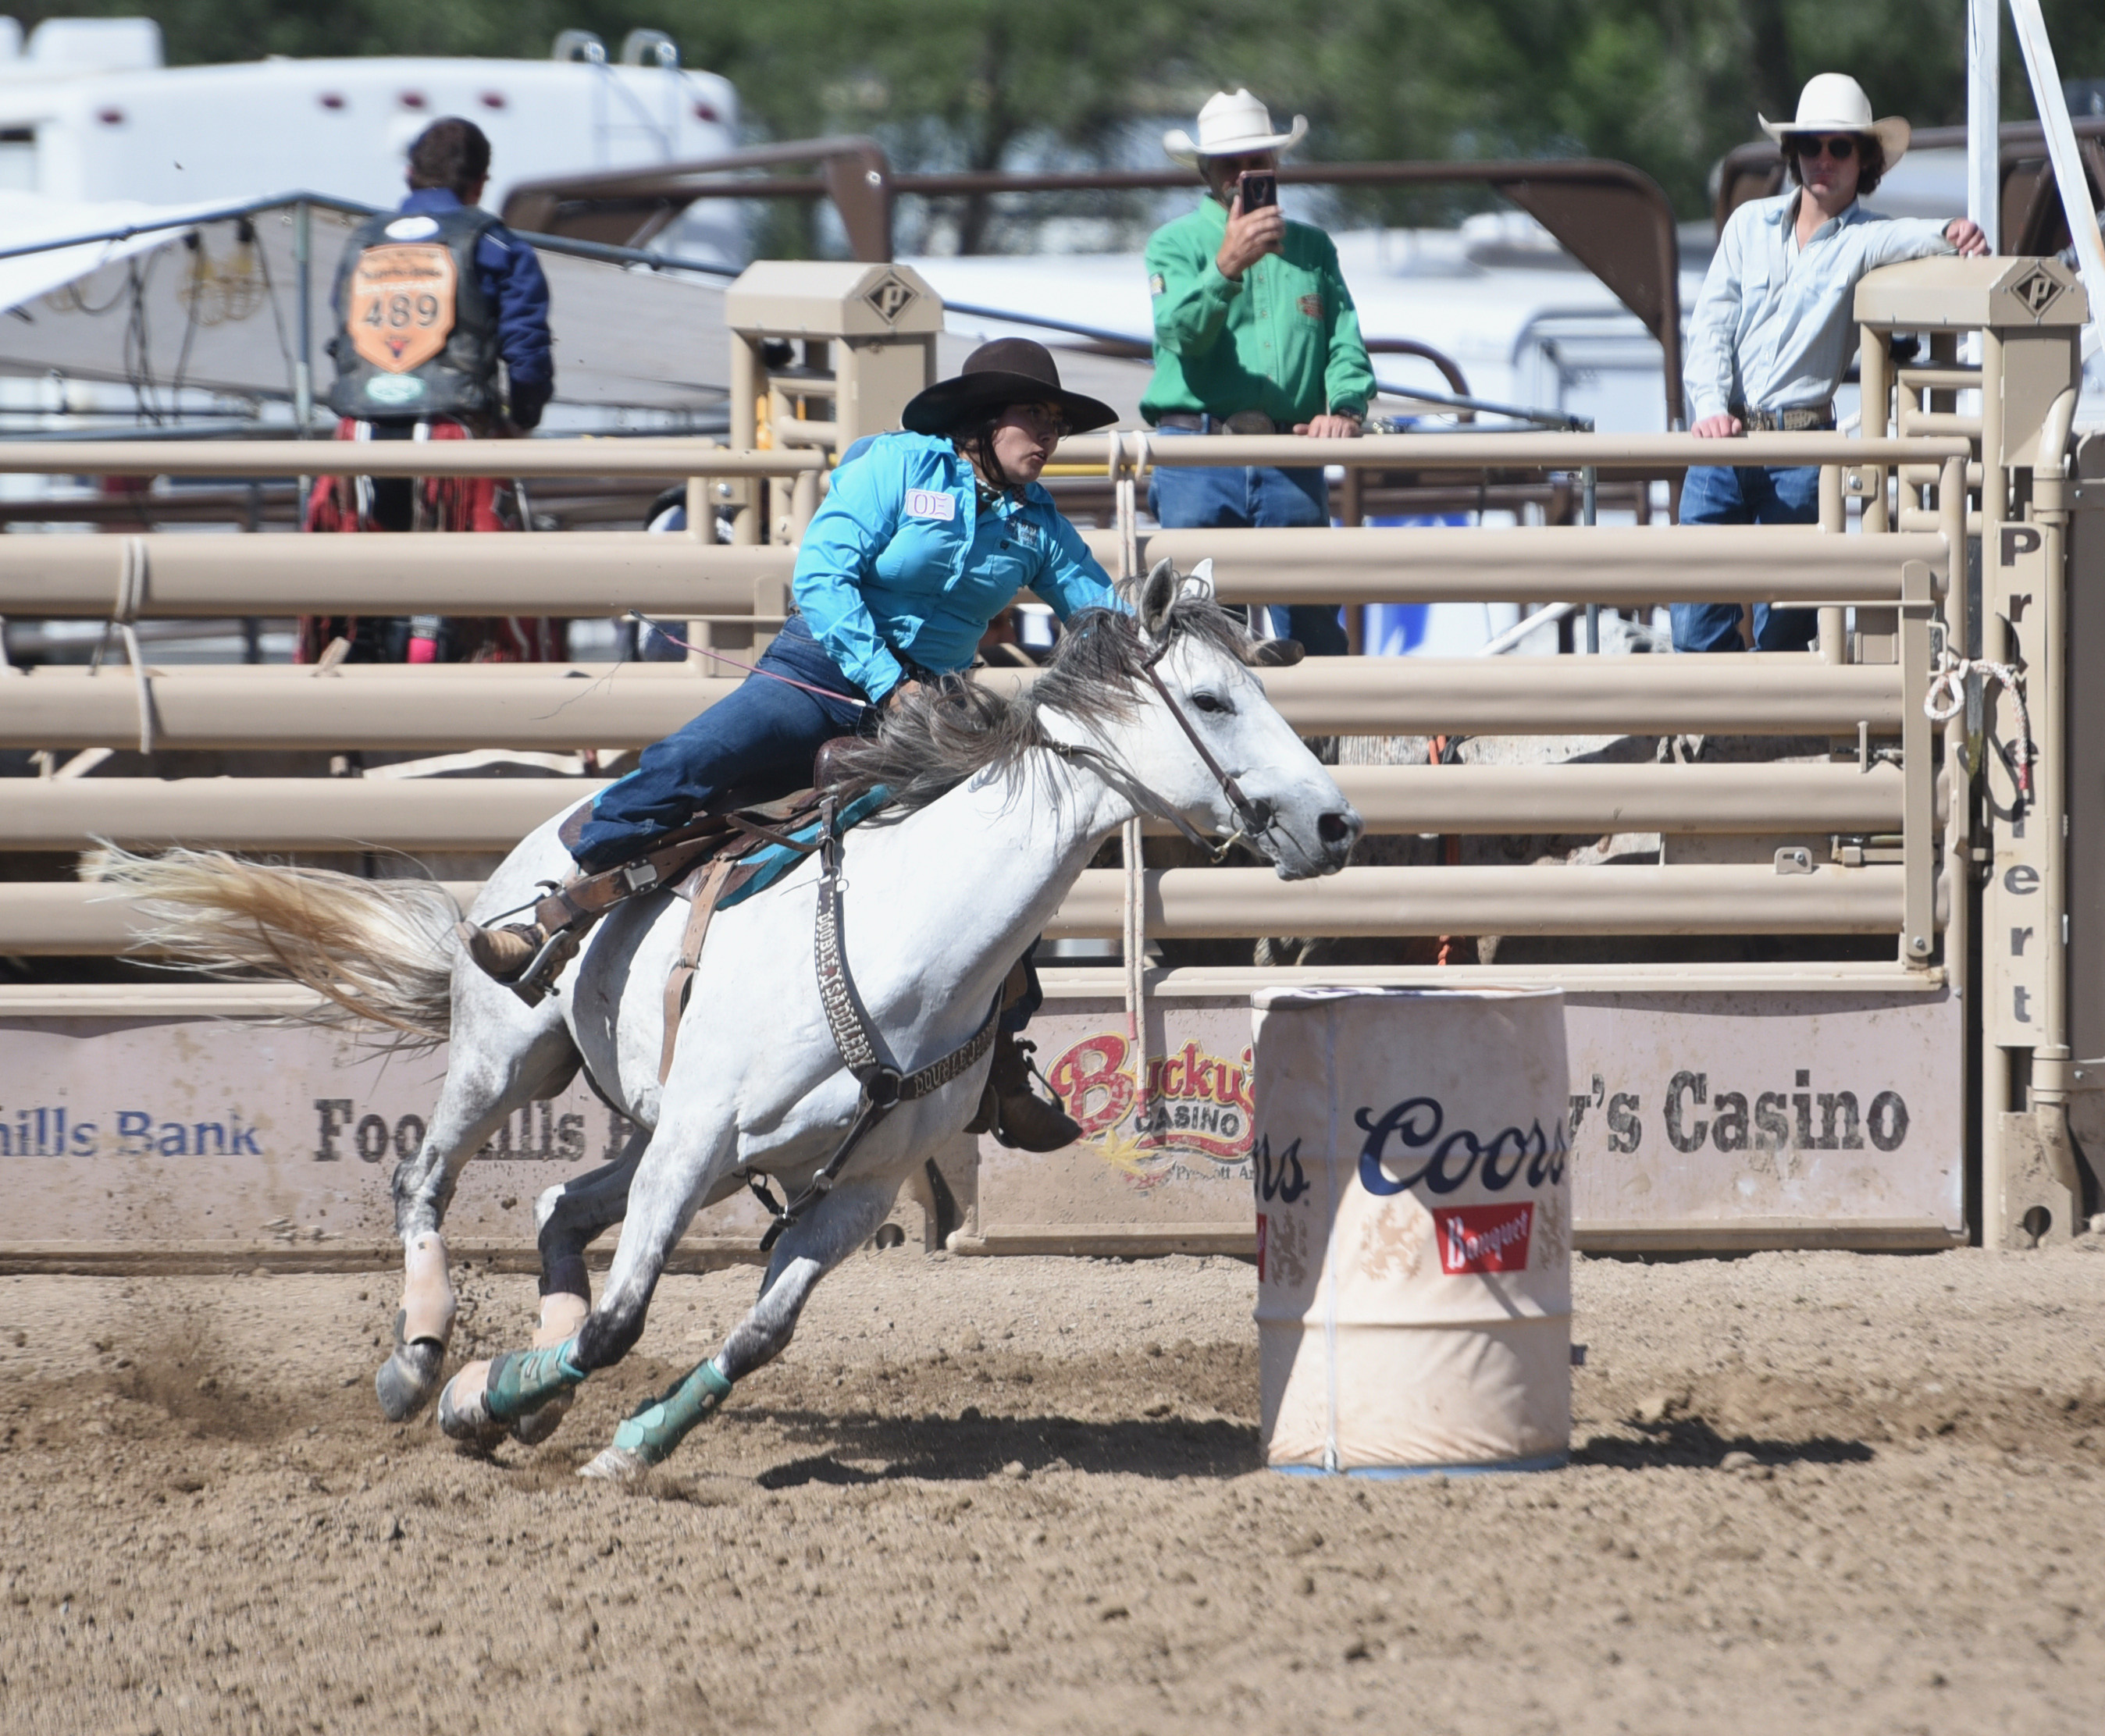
1179, 558, 1216, 603
1241, 637, 1305, 667
1137, 557, 1181, 639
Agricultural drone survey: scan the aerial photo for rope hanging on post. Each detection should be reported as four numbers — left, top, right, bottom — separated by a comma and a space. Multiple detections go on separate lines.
1110, 432, 1151, 1133
1123, 813, 1147, 1132
1925, 647, 2032, 800
94, 536, 157, 756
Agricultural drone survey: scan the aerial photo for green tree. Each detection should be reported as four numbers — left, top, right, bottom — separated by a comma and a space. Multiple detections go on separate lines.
19, 0, 2105, 228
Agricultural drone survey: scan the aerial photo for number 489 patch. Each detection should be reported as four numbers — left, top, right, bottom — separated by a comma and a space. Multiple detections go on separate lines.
347, 243, 458, 374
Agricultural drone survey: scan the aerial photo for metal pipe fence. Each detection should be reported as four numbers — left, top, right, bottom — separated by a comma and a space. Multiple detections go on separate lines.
0, 428, 1967, 978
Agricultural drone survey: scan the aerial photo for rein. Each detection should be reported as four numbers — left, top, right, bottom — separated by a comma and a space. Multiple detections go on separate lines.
626, 611, 871, 710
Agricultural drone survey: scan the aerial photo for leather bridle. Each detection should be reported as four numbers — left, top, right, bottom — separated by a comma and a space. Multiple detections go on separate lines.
1037, 627, 1280, 864
1137, 635, 1277, 842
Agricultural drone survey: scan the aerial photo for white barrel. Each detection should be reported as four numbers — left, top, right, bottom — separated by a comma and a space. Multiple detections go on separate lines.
1252, 987, 1571, 1475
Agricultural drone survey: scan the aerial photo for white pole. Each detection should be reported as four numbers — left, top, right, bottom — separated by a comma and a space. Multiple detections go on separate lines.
1968, 0, 2000, 253
2008, 0, 2105, 358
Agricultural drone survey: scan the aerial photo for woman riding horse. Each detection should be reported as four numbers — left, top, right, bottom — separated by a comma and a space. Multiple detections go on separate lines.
457, 337, 1124, 1150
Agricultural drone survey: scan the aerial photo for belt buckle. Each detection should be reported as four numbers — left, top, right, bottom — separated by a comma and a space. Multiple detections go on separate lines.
1223, 411, 1273, 436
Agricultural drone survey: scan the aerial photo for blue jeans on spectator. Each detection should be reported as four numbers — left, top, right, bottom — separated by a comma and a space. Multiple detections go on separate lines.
1148, 428, 1348, 656
1671, 462, 1821, 653
574, 615, 867, 870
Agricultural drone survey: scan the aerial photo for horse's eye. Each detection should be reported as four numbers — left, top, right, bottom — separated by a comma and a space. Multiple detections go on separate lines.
1191, 692, 1232, 716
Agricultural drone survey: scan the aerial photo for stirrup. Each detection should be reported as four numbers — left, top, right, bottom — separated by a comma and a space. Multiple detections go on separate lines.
460, 919, 540, 979
511, 923, 585, 1007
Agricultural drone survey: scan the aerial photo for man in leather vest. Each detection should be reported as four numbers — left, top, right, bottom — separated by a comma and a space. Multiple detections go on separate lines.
305, 118, 555, 663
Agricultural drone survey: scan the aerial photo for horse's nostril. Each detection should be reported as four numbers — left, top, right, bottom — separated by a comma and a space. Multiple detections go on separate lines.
1318, 811, 1356, 845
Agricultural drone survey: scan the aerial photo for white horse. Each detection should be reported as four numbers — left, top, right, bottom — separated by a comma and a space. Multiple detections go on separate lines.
105, 561, 1360, 1480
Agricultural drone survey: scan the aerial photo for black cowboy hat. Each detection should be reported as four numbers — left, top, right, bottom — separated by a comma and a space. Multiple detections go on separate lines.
901, 337, 1118, 438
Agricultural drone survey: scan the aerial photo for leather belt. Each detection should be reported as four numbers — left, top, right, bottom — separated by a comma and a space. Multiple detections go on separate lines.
1730, 403, 1835, 432
1156, 411, 1285, 435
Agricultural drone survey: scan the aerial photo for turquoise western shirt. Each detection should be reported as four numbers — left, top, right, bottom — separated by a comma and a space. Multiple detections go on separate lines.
1142, 195, 1375, 428
792, 432, 1118, 701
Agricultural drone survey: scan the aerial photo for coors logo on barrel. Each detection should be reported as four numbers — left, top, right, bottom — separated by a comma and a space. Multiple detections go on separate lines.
1354, 1095, 1568, 1197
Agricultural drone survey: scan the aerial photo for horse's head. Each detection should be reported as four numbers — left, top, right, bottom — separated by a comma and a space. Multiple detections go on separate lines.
1102, 557, 1361, 880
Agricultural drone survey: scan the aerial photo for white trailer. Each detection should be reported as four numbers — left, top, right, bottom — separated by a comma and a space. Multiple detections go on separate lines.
0, 16, 744, 265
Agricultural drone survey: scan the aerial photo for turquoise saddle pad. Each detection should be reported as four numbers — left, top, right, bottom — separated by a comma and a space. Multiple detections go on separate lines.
713, 784, 891, 912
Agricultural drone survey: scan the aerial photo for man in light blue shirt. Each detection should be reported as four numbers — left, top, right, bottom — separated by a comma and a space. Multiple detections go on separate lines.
1675, 74, 1987, 653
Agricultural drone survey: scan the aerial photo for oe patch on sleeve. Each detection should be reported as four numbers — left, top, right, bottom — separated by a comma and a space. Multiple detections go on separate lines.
904, 489, 956, 521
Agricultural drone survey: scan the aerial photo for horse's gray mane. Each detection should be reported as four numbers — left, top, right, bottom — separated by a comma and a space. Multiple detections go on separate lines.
821, 590, 1256, 816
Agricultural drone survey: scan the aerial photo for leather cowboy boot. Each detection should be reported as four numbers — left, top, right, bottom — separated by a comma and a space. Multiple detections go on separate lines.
978, 1028, 1083, 1152
456, 920, 545, 984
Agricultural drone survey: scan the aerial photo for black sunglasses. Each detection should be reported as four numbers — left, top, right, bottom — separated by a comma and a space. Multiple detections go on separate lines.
1793, 134, 1858, 162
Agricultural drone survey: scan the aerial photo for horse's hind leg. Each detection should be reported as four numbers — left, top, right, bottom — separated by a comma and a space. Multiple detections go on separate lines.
503, 1126, 650, 1446
375, 998, 579, 1423
575, 1172, 899, 1482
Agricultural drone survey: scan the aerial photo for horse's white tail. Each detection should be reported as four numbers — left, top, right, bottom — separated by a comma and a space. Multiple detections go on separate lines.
87, 845, 460, 1046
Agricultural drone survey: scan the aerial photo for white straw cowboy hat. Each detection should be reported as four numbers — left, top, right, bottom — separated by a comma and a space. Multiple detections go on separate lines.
1759, 73, 1911, 168
1163, 88, 1308, 167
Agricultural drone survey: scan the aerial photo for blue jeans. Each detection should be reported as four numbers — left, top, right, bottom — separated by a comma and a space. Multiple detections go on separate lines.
575, 616, 1046, 1033
1671, 463, 1820, 653
574, 616, 869, 870
1149, 429, 1348, 656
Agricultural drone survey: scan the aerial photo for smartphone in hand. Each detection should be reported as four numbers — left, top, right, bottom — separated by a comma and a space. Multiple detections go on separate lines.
1238, 169, 1277, 212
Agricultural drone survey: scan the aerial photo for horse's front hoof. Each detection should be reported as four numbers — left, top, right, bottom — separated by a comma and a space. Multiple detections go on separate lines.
437, 1360, 507, 1448
578, 1444, 651, 1483
509, 1394, 575, 1447
375, 1339, 446, 1423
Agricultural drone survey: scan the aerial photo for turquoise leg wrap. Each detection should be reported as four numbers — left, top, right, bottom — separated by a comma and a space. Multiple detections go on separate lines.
484, 1338, 587, 1422
610, 1359, 733, 1465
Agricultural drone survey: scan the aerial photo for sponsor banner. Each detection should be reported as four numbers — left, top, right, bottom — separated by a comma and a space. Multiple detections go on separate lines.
1562, 990, 1962, 1228
0, 985, 1964, 1256
985, 988, 1963, 1236
978, 1001, 1260, 1233
0, 1016, 772, 1254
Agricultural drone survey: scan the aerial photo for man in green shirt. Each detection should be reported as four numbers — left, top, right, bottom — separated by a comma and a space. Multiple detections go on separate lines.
1144, 88, 1376, 655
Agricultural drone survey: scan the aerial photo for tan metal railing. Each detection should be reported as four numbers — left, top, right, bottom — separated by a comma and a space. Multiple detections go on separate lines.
0, 654, 1917, 748
0, 761, 1915, 852
0, 428, 1964, 982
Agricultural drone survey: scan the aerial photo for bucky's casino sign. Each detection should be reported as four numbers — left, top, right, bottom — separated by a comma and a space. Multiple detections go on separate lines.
1044, 1030, 1255, 1171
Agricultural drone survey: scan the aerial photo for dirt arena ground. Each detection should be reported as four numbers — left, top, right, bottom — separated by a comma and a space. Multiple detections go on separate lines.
2, 1240, 2101, 1735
